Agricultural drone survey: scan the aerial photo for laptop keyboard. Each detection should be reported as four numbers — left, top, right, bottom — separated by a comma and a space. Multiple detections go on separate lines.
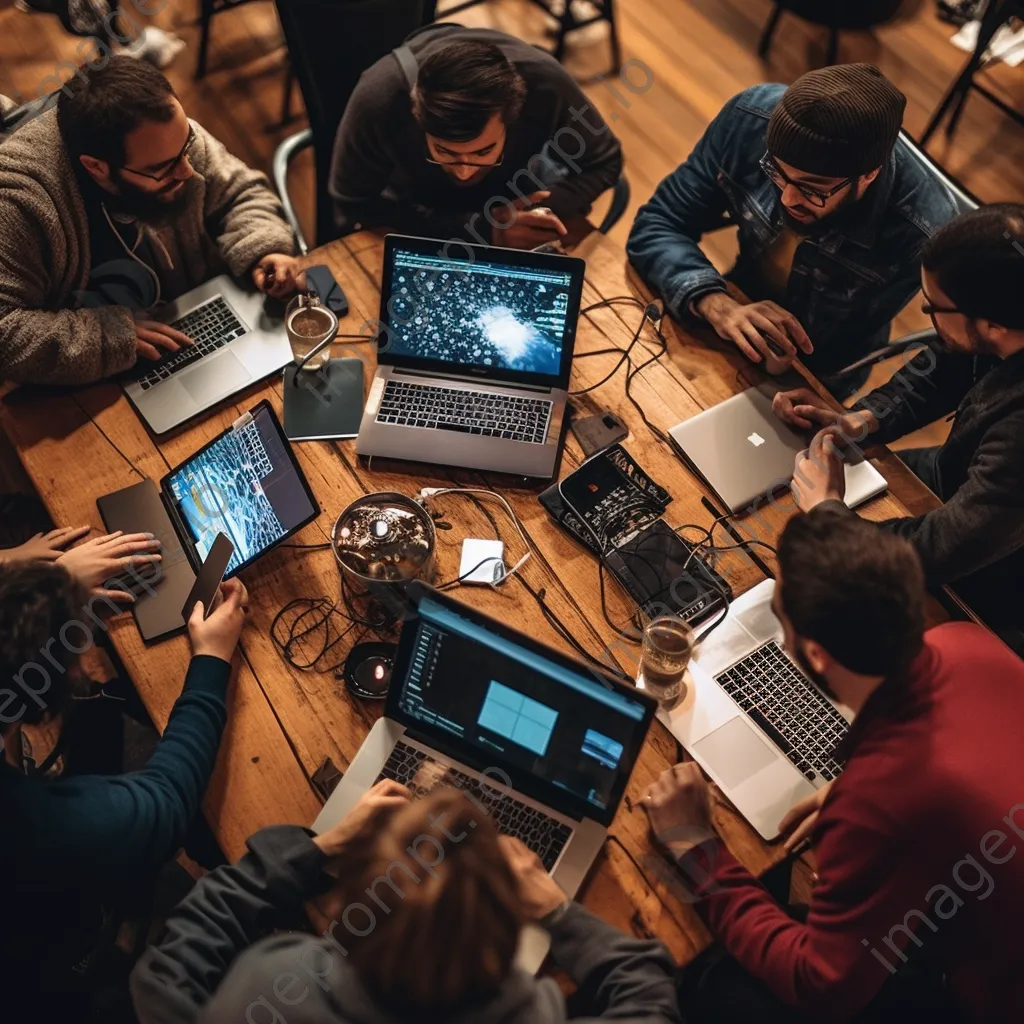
375, 381, 552, 445
138, 296, 247, 389
376, 741, 573, 871
715, 641, 847, 782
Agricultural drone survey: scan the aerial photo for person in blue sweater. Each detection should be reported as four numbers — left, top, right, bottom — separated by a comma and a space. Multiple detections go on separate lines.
0, 559, 247, 1012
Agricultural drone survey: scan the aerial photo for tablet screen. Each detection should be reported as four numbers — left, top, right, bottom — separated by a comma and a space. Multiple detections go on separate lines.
165, 403, 319, 575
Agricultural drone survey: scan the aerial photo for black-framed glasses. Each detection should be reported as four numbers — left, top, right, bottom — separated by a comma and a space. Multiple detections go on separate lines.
760, 152, 855, 209
921, 301, 962, 317
425, 149, 505, 170
122, 125, 196, 182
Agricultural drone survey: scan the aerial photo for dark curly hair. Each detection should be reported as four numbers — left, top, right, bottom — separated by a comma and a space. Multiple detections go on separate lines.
0, 562, 90, 728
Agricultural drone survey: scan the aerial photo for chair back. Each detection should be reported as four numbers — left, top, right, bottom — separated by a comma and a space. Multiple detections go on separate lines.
273, 0, 433, 244
898, 130, 979, 214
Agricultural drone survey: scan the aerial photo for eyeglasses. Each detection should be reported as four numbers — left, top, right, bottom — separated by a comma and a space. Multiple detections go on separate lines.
921, 301, 962, 317
121, 125, 196, 182
425, 150, 505, 170
760, 153, 855, 209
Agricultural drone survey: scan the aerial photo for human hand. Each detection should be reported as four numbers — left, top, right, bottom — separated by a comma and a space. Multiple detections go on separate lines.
491, 190, 567, 250
252, 254, 306, 298
0, 525, 91, 565
187, 577, 248, 663
57, 530, 162, 602
642, 762, 716, 858
779, 780, 833, 853
696, 293, 813, 374
772, 387, 878, 439
133, 314, 193, 362
314, 779, 413, 858
499, 835, 568, 921
792, 430, 847, 512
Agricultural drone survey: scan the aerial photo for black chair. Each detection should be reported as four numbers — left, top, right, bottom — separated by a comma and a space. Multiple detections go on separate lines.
433, 0, 621, 74
821, 131, 979, 390
758, 0, 904, 66
271, 0, 433, 251
195, 0, 264, 80
920, 0, 1024, 147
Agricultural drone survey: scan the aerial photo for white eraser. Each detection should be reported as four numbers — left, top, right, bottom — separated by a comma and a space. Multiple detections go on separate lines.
459, 538, 505, 585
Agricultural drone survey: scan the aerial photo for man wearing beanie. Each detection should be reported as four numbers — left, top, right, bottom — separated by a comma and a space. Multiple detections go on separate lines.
628, 65, 961, 392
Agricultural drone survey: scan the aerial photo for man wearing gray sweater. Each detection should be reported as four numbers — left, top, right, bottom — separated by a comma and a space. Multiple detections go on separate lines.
775, 204, 1024, 655
130, 783, 681, 1024
0, 56, 301, 386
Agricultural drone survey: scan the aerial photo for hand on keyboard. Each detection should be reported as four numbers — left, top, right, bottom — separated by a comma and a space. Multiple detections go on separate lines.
133, 314, 194, 362
499, 836, 568, 920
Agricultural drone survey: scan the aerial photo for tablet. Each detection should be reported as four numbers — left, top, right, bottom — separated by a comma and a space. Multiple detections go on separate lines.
162, 400, 321, 576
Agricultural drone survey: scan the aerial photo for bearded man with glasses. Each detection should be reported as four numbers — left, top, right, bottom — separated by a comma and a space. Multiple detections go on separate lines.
628, 64, 960, 393
0, 56, 302, 385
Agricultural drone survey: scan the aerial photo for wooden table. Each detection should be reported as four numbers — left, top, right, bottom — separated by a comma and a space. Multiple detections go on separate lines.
0, 227, 947, 966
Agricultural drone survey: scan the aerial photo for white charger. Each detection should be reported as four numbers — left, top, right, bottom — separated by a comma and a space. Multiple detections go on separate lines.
459, 538, 506, 585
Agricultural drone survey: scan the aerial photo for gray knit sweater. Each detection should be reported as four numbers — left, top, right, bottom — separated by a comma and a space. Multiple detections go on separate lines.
0, 109, 295, 385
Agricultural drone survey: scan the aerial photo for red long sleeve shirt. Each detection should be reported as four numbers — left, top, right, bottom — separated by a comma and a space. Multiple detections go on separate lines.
684, 623, 1024, 1021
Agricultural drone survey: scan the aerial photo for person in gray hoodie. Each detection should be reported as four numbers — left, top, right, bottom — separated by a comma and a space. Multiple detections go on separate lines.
0, 55, 301, 386
130, 781, 683, 1024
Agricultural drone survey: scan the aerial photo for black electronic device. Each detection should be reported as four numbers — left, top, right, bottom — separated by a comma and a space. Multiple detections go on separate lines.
570, 409, 629, 457
342, 642, 397, 699
604, 520, 730, 626
305, 264, 349, 317
180, 532, 234, 622
539, 444, 730, 627
539, 444, 670, 555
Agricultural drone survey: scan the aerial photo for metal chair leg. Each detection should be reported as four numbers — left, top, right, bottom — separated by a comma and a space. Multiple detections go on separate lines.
759, 2, 784, 59
605, 0, 622, 71
195, 0, 216, 80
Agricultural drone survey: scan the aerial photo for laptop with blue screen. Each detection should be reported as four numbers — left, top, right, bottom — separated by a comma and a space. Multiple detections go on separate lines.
355, 234, 585, 478
313, 581, 656, 972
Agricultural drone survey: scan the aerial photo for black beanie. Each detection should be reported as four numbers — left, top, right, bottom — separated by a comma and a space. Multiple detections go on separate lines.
766, 64, 906, 179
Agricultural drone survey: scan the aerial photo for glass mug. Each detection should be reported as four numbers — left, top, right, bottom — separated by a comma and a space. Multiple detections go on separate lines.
640, 615, 694, 709
286, 293, 338, 372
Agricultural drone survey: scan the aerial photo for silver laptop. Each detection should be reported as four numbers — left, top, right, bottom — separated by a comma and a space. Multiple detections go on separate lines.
124, 276, 292, 434
356, 235, 585, 479
313, 582, 655, 972
669, 384, 888, 513
658, 579, 852, 841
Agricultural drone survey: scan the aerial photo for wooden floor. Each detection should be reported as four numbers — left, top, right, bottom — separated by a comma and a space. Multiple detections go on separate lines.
2, 0, 1022, 448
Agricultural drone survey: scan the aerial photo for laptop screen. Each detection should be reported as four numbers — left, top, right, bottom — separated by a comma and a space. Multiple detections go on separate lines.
377, 236, 585, 389
164, 402, 319, 576
390, 592, 652, 824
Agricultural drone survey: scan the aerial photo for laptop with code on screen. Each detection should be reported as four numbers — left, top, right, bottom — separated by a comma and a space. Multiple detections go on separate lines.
313, 581, 656, 973
356, 234, 585, 479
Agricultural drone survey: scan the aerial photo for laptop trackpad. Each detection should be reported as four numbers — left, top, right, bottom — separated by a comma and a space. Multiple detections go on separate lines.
179, 351, 251, 406
693, 716, 779, 788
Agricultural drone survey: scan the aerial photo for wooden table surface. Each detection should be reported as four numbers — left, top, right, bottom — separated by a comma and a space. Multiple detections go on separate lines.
0, 227, 948, 965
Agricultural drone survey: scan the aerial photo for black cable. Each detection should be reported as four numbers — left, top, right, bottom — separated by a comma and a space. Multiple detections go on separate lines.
279, 542, 332, 550
270, 597, 359, 674
569, 311, 647, 396
436, 556, 505, 590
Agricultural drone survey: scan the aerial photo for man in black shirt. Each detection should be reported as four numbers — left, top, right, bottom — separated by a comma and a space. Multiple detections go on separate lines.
775, 204, 1024, 654
329, 25, 623, 247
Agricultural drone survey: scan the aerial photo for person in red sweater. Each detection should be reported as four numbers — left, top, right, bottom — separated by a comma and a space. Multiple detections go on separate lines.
643, 507, 1024, 1022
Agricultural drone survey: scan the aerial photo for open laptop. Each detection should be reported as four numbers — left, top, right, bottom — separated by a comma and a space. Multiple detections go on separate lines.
313, 582, 656, 972
356, 235, 585, 479
123, 277, 292, 435
659, 579, 852, 841
669, 383, 888, 514
97, 400, 320, 642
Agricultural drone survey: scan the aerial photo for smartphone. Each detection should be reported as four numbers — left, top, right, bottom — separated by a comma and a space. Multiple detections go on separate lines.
305, 264, 349, 317
181, 533, 234, 622
570, 409, 628, 457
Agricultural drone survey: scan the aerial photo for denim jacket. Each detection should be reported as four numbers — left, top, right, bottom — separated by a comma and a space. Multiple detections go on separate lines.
627, 84, 962, 378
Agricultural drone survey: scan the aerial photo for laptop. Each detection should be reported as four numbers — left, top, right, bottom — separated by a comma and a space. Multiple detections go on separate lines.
97, 400, 320, 642
356, 235, 585, 479
668, 384, 888, 514
659, 579, 852, 841
123, 276, 292, 435
313, 582, 656, 972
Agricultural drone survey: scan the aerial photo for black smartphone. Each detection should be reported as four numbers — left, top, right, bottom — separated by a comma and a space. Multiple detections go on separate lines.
306, 264, 349, 317
570, 409, 629, 457
181, 533, 234, 622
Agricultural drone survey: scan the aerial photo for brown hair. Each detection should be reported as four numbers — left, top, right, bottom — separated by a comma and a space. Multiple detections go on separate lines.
326, 788, 523, 1014
778, 507, 926, 677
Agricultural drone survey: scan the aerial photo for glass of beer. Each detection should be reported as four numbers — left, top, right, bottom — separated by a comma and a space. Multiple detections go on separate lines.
640, 615, 693, 709
286, 294, 337, 372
